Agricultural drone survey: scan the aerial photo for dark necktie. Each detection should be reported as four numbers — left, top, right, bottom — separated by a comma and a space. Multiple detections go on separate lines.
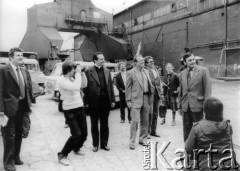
187, 69, 192, 86
16, 68, 25, 99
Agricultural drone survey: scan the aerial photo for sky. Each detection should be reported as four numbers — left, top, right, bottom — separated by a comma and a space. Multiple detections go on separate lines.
0, 0, 141, 51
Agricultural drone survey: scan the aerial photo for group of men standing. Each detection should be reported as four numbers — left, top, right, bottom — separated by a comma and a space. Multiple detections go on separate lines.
115, 50, 212, 150
0, 46, 212, 170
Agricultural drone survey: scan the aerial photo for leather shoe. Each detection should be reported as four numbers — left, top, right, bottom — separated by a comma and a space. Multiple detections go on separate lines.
100, 146, 110, 151
74, 150, 85, 155
160, 118, 165, 125
139, 141, 147, 146
15, 159, 24, 165
120, 120, 125, 123
171, 120, 176, 126
129, 145, 135, 150
92, 146, 98, 152
150, 132, 160, 137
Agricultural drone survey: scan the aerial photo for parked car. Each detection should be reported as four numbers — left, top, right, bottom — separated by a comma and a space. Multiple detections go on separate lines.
45, 61, 119, 111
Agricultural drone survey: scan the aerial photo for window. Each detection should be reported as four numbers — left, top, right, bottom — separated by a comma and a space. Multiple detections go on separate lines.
134, 18, 138, 26
171, 3, 177, 12
80, 10, 87, 22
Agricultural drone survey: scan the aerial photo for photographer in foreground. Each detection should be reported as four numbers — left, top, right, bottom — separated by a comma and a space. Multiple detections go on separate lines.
57, 60, 88, 166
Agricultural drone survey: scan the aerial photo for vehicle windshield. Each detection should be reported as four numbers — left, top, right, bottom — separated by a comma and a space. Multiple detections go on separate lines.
51, 64, 62, 76
25, 64, 37, 72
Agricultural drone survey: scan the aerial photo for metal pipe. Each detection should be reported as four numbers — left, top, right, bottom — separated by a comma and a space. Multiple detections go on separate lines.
224, 0, 228, 48
186, 21, 189, 47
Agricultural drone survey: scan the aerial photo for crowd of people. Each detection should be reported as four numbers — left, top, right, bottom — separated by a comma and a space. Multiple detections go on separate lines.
0, 47, 238, 171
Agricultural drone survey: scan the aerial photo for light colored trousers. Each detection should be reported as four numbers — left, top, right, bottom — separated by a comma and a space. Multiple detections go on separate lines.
130, 94, 150, 146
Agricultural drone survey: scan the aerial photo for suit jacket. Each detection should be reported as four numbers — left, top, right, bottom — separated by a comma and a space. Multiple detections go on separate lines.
147, 67, 162, 98
0, 64, 32, 117
115, 72, 125, 98
84, 66, 114, 108
179, 65, 212, 112
163, 72, 179, 96
125, 67, 154, 108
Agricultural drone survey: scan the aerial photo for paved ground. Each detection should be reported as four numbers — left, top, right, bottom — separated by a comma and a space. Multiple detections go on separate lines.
0, 79, 240, 171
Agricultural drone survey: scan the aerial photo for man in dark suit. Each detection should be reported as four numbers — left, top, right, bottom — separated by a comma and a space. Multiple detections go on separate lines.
144, 56, 161, 138
115, 62, 131, 123
0, 47, 32, 171
84, 52, 115, 152
179, 53, 212, 142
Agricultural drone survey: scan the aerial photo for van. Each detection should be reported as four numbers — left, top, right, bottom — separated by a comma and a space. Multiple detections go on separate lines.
45, 61, 119, 103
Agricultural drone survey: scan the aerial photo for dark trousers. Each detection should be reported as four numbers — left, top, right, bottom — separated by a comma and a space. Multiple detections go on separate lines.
119, 93, 131, 121
183, 105, 203, 141
90, 105, 110, 147
1, 100, 27, 170
149, 91, 160, 134
59, 107, 88, 157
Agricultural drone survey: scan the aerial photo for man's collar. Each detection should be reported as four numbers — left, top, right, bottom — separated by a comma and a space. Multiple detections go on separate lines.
188, 65, 196, 72
10, 62, 18, 70
94, 64, 102, 69
135, 66, 143, 71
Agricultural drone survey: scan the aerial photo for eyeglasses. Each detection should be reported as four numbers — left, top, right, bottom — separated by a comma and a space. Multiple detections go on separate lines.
149, 61, 154, 63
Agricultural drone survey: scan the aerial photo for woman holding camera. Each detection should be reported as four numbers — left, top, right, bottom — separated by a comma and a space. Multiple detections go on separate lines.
57, 60, 88, 166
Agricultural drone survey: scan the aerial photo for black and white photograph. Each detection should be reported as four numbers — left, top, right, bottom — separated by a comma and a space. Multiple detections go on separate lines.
0, 0, 240, 170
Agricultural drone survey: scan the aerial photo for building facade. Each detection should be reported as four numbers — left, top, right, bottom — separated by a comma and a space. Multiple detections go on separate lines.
113, 0, 240, 77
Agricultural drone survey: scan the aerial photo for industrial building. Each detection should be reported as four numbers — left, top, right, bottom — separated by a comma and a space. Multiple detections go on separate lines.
20, 0, 128, 74
113, 0, 240, 78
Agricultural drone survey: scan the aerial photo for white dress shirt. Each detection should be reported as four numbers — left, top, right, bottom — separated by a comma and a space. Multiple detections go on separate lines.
10, 62, 25, 87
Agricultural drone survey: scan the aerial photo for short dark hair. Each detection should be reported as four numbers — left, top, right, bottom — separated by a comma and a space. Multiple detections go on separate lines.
62, 60, 75, 75
182, 52, 193, 62
92, 52, 103, 63
9, 47, 23, 58
203, 97, 223, 122
144, 56, 153, 65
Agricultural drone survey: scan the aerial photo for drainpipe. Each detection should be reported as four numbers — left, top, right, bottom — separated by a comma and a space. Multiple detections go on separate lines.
186, 21, 189, 47
162, 33, 165, 67
224, 0, 228, 48
224, 0, 228, 77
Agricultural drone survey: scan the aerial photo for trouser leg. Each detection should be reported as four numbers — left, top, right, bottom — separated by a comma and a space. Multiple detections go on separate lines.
151, 93, 160, 133
90, 108, 99, 147
73, 107, 88, 152
183, 106, 203, 141
2, 118, 16, 169
119, 96, 125, 121
139, 94, 150, 143
59, 109, 82, 156
99, 108, 110, 147
129, 108, 140, 146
